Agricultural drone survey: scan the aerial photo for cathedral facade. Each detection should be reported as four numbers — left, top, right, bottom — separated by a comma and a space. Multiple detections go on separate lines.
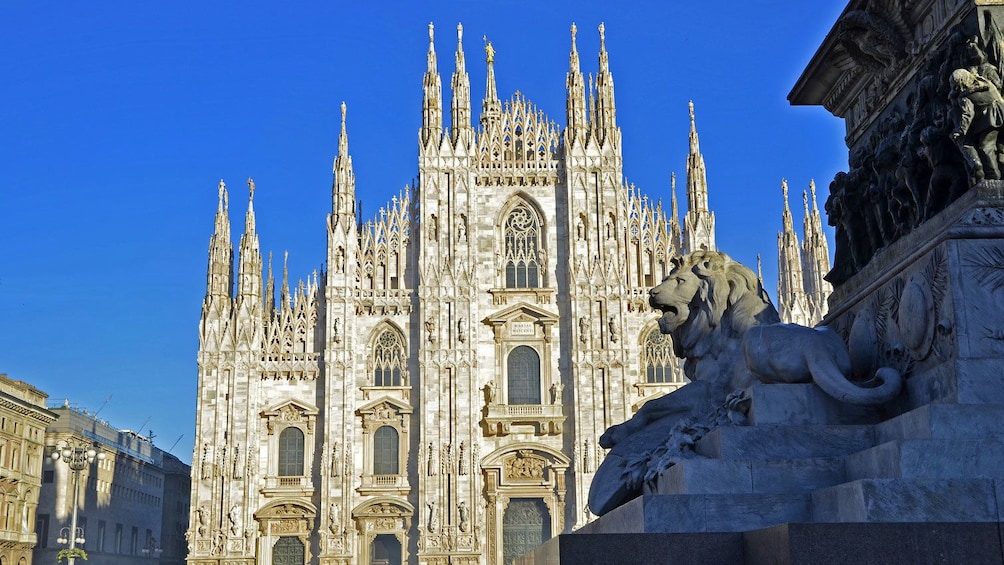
188, 23, 822, 565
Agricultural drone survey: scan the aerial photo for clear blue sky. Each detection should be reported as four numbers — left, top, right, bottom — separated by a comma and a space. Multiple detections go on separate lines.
0, 2, 848, 464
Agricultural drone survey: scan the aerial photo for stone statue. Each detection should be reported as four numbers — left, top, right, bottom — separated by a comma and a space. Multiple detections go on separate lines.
228, 505, 240, 536
608, 316, 619, 343
578, 317, 589, 344
426, 318, 436, 343
427, 442, 437, 476
591, 251, 903, 515
550, 381, 563, 404
427, 501, 438, 533
328, 502, 340, 535
457, 317, 467, 343
197, 504, 208, 536
200, 444, 211, 480
484, 380, 496, 405
232, 443, 242, 479
949, 67, 1004, 184
330, 442, 341, 477
458, 501, 470, 533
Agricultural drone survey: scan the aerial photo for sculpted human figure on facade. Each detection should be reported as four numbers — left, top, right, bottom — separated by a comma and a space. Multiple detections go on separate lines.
197, 505, 208, 536
200, 444, 211, 480
427, 501, 438, 533
458, 501, 470, 533
457, 317, 466, 343
328, 503, 340, 535
578, 316, 589, 344
458, 213, 467, 241
550, 381, 563, 404
484, 380, 496, 404
231, 443, 242, 479
427, 442, 437, 476
331, 442, 340, 477
458, 441, 467, 475
608, 316, 618, 343
229, 505, 241, 536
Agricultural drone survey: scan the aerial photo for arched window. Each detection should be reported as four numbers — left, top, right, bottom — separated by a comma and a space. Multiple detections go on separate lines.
507, 346, 541, 405
278, 427, 304, 476
373, 426, 399, 475
503, 202, 542, 288
643, 329, 679, 384
373, 329, 405, 386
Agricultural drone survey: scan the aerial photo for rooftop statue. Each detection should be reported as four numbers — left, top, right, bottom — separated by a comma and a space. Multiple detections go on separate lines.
589, 251, 902, 515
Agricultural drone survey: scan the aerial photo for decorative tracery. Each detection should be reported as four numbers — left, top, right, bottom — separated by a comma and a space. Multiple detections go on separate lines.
643, 329, 680, 384
503, 203, 542, 288
372, 329, 407, 386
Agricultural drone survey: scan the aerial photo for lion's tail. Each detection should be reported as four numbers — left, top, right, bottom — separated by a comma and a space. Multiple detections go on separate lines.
812, 361, 903, 405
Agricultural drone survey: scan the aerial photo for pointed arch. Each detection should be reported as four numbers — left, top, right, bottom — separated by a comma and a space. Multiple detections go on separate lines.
369, 321, 408, 387
640, 325, 684, 384
497, 194, 547, 289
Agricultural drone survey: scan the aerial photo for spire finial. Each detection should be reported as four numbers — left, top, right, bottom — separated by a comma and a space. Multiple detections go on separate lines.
571, 22, 577, 44
483, 35, 495, 64
457, 22, 462, 42
217, 179, 228, 210
598, 22, 606, 50
689, 100, 695, 125
810, 179, 819, 210
247, 177, 255, 201
782, 178, 789, 203
803, 189, 810, 216
428, 22, 434, 44
757, 254, 764, 283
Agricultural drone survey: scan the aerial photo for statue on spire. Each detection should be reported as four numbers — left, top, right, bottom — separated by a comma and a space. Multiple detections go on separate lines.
483, 36, 495, 64
247, 177, 255, 201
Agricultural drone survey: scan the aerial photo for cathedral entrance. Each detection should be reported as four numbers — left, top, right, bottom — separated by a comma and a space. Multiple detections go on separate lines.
370, 534, 402, 565
272, 536, 305, 565
502, 498, 551, 565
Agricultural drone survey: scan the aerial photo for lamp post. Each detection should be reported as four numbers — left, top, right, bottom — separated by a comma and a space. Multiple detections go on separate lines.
51, 444, 104, 565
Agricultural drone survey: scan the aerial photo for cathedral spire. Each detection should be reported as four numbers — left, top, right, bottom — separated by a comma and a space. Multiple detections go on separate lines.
332, 102, 356, 225
281, 250, 290, 309
778, 179, 809, 325
451, 23, 472, 146
236, 178, 263, 309
683, 102, 715, 253
422, 22, 443, 147
801, 179, 833, 321
481, 35, 501, 126
565, 23, 586, 143
669, 172, 683, 252
206, 179, 233, 302
593, 23, 617, 141
265, 251, 275, 318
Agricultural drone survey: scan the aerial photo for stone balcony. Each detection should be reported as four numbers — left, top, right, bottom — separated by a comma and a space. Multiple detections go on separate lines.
358, 473, 409, 496
483, 403, 564, 436
261, 475, 313, 497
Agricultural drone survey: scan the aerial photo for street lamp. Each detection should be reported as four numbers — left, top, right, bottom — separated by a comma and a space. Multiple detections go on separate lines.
51, 444, 104, 565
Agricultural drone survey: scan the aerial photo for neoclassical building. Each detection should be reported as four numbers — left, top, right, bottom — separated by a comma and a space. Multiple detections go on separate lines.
188, 23, 826, 565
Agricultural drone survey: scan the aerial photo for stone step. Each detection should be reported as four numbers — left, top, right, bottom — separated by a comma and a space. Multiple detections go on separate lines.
845, 438, 1004, 481
656, 457, 844, 496
577, 492, 811, 534
810, 478, 1000, 523
517, 523, 1004, 565
695, 424, 875, 460
745, 383, 886, 427
875, 403, 1004, 443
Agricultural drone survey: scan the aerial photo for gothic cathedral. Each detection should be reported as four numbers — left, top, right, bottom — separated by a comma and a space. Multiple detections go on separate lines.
189, 23, 827, 565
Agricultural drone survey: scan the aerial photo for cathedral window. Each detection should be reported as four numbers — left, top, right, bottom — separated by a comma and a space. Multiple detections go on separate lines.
372, 329, 406, 387
277, 427, 305, 476
507, 346, 541, 404
372, 426, 399, 475
643, 329, 680, 384
503, 202, 542, 288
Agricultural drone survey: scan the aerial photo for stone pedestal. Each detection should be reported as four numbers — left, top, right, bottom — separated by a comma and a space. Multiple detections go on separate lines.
517, 186, 1004, 562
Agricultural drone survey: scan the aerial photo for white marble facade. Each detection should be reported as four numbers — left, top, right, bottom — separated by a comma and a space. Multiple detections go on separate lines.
189, 23, 826, 565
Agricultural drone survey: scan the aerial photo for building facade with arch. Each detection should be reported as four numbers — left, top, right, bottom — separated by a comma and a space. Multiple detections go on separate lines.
188, 22, 823, 565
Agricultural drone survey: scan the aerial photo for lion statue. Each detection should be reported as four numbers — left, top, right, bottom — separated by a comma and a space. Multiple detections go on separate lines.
588, 250, 902, 516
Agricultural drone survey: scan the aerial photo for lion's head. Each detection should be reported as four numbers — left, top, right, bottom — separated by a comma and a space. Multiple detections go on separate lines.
650, 251, 779, 363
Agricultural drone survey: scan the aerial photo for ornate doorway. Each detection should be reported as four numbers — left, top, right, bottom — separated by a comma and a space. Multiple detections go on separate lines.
273, 536, 305, 565
370, 534, 402, 565
502, 498, 550, 565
